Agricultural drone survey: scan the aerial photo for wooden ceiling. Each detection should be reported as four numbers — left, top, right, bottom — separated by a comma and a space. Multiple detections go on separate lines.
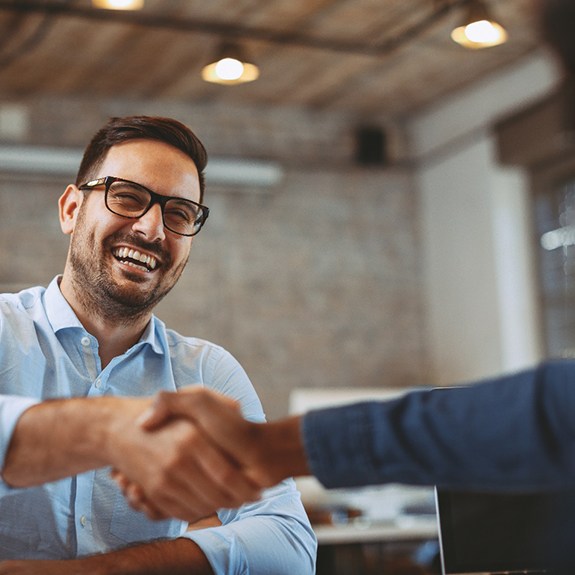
0, 0, 545, 119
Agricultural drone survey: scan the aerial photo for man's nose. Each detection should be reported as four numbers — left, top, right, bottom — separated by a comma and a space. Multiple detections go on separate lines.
131, 202, 166, 242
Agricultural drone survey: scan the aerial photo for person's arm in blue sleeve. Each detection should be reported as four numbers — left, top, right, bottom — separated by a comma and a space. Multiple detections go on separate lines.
303, 359, 575, 491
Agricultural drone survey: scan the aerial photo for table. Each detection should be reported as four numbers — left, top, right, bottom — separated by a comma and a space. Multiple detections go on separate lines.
314, 516, 439, 575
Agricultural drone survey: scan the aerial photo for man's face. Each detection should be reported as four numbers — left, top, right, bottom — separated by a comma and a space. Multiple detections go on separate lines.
61, 139, 201, 322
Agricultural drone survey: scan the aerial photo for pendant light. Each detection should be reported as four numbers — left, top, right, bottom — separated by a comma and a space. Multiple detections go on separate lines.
202, 43, 260, 85
92, 0, 144, 10
451, 0, 508, 49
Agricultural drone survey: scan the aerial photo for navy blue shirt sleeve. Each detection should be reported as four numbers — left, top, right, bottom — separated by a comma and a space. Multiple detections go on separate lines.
302, 360, 575, 491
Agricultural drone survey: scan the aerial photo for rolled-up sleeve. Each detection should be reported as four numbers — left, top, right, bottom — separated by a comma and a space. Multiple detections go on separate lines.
0, 396, 40, 495
182, 480, 317, 575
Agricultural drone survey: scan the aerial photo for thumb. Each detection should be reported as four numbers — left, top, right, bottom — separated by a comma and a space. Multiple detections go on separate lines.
137, 392, 178, 430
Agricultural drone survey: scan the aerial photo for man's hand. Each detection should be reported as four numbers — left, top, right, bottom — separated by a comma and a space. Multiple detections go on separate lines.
113, 388, 310, 516
104, 399, 262, 522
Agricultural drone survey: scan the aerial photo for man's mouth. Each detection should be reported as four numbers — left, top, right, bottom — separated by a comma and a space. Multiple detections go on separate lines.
112, 247, 158, 272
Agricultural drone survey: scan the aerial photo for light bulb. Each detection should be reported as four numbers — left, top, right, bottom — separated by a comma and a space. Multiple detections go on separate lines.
464, 20, 500, 43
92, 0, 144, 10
214, 58, 244, 81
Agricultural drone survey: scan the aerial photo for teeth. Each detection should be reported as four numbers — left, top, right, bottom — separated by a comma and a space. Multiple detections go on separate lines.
113, 247, 157, 270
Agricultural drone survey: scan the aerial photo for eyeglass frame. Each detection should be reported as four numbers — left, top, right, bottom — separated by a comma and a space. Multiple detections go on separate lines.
78, 175, 209, 237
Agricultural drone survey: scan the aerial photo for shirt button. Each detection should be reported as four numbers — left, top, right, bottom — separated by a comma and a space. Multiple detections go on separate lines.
80, 515, 87, 528
94, 378, 101, 389
81, 336, 90, 347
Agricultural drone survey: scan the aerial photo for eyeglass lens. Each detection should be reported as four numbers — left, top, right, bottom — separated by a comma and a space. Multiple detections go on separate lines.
106, 180, 203, 235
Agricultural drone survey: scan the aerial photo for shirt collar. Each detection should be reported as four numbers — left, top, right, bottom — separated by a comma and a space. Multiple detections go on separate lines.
44, 275, 165, 355
44, 276, 83, 333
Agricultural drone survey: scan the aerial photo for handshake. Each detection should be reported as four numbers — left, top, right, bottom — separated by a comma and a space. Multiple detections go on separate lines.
110, 388, 311, 522
2, 388, 310, 524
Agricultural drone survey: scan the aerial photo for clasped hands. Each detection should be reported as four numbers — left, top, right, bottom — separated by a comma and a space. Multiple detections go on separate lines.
110, 388, 298, 523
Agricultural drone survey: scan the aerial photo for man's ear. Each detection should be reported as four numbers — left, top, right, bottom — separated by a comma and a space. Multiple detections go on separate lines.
59, 185, 83, 235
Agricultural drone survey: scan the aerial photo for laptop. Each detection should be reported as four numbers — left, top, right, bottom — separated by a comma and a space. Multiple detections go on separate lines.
435, 487, 575, 574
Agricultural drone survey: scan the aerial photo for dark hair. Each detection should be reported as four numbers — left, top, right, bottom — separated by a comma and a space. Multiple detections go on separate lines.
75, 116, 208, 202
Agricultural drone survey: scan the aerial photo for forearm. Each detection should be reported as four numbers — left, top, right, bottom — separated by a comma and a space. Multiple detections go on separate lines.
83, 538, 214, 575
2, 396, 148, 487
0, 539, 213, 575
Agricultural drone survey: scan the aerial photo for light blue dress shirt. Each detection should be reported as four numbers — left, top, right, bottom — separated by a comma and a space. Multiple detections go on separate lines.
0, 277, 316, 573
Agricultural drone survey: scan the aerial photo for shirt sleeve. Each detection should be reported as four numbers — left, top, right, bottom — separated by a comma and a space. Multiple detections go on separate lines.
183, 480, 317, 575
0, 396, 40, 496
302, 359, 575, 491
180, 344, 317, 574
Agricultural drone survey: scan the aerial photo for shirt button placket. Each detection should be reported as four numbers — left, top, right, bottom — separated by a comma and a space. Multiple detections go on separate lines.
75, 473, 98, 556
79, 334, 99, 381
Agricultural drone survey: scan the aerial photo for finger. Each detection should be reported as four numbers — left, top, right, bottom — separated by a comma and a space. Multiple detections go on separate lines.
137, 393, 174, 430
136, 388, 223, 430
125, 483, 169, 521
137, 470, 218, 523
156, 456, 256, 519
113, 472, 171, 521
110, 469, 130, 493
152, 389, 241, 429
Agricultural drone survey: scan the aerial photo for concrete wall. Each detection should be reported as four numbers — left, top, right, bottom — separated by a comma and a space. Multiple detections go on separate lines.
408, 52, 561, 386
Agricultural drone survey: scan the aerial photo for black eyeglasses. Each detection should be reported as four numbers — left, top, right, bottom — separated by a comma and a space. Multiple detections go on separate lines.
78, 176, 209, 237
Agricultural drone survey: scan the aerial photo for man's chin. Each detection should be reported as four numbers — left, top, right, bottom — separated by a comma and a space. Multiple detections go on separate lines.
118, 270, 150, 285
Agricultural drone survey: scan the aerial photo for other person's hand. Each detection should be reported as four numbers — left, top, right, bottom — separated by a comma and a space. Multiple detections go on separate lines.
106, 397, 262, 522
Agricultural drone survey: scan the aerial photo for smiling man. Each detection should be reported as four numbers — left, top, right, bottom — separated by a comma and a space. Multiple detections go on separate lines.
0, 116, 316, 574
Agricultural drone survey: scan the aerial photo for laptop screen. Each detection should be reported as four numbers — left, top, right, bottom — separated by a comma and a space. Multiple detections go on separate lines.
436, 488, 575, 574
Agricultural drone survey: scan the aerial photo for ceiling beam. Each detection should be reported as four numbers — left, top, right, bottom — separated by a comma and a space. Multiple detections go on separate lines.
0, 0, 467, 57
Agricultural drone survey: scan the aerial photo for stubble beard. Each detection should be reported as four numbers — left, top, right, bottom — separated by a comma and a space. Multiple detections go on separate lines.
67, 211, 188, 326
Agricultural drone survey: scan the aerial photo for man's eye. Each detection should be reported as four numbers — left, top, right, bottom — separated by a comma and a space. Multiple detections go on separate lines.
116, 193, 143, 202
109, 186, 147, 205
166, 208, 194, 223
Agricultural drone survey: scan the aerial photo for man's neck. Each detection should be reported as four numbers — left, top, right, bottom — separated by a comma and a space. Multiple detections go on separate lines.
59, 274, 151, 368
81, 314, 149, 369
